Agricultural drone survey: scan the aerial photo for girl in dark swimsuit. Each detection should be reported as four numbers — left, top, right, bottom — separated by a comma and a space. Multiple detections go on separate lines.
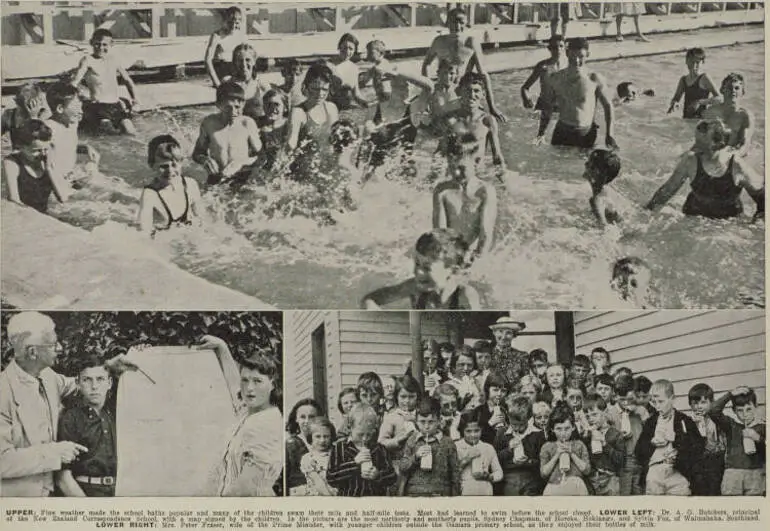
138, 135, 202, 236
646, 118, 764, 221
667, 48, 718, 119
257, 90, 289, 173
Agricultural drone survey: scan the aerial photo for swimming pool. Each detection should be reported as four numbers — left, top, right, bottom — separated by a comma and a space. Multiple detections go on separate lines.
39, 42, 766, 309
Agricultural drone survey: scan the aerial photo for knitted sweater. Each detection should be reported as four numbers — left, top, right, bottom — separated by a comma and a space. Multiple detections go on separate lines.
399, 432, 458, 496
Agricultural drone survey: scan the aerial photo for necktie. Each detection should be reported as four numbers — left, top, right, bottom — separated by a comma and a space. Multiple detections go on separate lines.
38, 378, 53, 440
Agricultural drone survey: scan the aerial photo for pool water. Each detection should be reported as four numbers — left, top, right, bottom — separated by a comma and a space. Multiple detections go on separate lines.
38, 42, 767, 309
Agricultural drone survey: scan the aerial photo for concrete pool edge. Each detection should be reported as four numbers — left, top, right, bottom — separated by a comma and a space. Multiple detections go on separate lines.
110, 24, 769, 111
1, 200, 273, 310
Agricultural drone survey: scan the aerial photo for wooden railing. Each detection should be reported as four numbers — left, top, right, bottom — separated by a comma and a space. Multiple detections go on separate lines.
1, 2, 763, 45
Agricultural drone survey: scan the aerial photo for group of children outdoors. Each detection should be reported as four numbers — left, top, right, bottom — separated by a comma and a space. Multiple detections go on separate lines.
285, 341, 765, 497
1, 6, 763, 307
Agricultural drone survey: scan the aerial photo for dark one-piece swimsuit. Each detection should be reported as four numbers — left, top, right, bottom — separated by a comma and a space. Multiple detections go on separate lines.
682, 155, 743, 219
145, 178, 192, 232
10, 153, 54, 213
683, 74, 711, 119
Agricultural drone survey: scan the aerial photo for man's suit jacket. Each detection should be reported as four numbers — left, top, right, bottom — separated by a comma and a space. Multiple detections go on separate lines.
0, 361, 77, 497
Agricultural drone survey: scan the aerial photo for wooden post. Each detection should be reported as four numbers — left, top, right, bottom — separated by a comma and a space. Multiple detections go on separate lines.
151, 6, 162, 39
410, 311, 423, 389
334, 5, 343, 31
697, 1, 702, 12
600, 2, 606, 19
83, 10, 94, 41
554, 311, 575, 366
468, 2, 475, 25
410, 3, 417, 27
42, 7, 54, 45
512, 2, 520, 24
166, 9, 177, 38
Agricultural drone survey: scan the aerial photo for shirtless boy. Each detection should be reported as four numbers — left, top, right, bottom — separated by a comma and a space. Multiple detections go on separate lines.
204, 6, 247, 87
45, 82, 99, 184
360, 229, 481, 310
433, 145, 498, 263
417, 60, 462, 134
536, 38, 616, 150
421, 7, 505, 123
439, 73, 506, 177
702, 73, 754, 157
521, 35, 566, 110
71, 29, 139, 135
223, 43, 271, 121
192, 82, 262, 185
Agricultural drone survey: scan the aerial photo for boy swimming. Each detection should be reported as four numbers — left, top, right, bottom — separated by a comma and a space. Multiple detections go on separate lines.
433, 143, 498, 263
611, 257, 652, 308
361, 229, 480, 310
193, 82, 262, 185
615, 82, 655, 104
71, 29, 139, 135
667, 48, 718, 119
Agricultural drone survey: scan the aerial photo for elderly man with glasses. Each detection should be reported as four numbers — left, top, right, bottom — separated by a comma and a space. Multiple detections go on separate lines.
0, 312, 135, 497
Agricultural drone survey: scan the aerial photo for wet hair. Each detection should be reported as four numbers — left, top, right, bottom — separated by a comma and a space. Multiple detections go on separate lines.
685, 47, 706, 62
437, 59, 460, 73
280, 58, 303, 73
240, 351, 282, 407
262, 89, 288, 116
414, 229, 468, 270
720, 72, 746, 95
529, 349, 548, 367
15, 119, 52, 146
483, 372, 508, 398
572, 354, 591, 370
616, 81, 635, 100
587, 149, 621, 187
90, 28, 113, 43
506, 396, 533, 423
286, 398, 322, 435
337, 386, 358, 414
357, 371, 384, 400
458, 72, 485, 92
224, 6, 243, 22
447, 7, 468, 23
583, 392, 607, 411
633, 375, 652, 394
612, 257, 650, 283
457, 408, 483, 435
732, 388, 757, 407
147, 134, 183, 166
15, 83, 44, 109
395, 374, 422, 400
216, 81, 246, 104
651, 379, 675, 398
366, 40, 387, 55
546, 402, 575, 441
614, 374, 635, 398
308, 416, 337, 442
302, 63, 334, 92
329, 119, 359, 153
75, 353, 109, 377
232, 43, 257, 65
688, 383, 714, 405
548, 34, 565, 50
567, 37, 589, 52
45, 82, 79, 113
696, 118, 732, 151
595, 374, 615, 390
338, 33, 359, 53
415, 397, 441, 419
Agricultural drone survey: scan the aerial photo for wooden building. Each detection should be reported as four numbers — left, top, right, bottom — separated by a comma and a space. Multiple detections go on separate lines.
285, 310, 765, 426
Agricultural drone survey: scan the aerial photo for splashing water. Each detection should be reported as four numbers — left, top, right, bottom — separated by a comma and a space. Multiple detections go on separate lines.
26, 42, 765, 308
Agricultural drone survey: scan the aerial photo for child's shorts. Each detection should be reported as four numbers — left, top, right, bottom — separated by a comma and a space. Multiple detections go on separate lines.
82, 98, 133, 132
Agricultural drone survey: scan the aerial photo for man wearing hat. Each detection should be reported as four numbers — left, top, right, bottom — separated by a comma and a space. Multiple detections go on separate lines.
489, 317, 530, 390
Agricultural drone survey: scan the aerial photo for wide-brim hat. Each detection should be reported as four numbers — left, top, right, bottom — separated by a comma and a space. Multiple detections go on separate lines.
488, 317, 526, 332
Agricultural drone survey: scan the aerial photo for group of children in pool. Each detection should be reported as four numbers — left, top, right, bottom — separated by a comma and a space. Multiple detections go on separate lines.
1, 7, 763, 308
286, 341, 765, 497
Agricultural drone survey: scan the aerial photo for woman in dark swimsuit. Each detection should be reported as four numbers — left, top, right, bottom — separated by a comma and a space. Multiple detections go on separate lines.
138, 135, 203, 236
646, 118, 764, 221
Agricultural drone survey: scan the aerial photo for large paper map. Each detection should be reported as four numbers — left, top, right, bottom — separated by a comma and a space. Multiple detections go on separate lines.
115, 346, 237, 496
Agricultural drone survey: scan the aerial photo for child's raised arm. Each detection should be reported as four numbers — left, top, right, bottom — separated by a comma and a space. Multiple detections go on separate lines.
360, 278, 416, 309
465, 38, 505, 123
